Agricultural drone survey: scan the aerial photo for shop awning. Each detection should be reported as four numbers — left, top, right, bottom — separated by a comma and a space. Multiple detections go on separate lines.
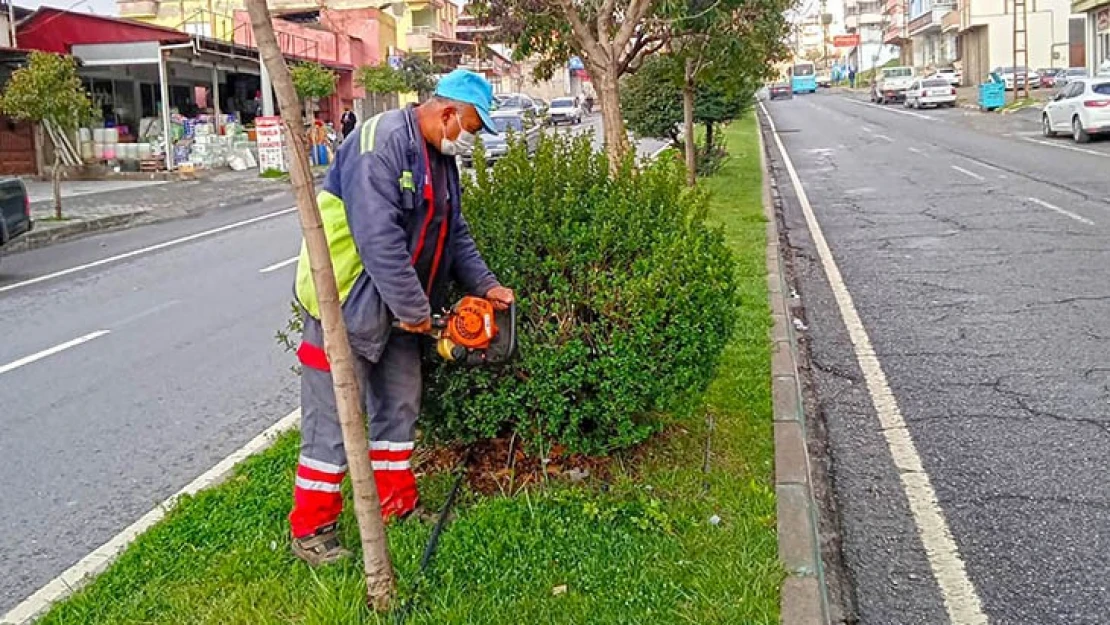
71, 41, 164, 66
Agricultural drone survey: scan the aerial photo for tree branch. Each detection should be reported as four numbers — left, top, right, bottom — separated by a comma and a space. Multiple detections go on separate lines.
553, 0, 606, 61
613, 0, 655, 52
598, 0, 617, 46
618, 34, 665, 75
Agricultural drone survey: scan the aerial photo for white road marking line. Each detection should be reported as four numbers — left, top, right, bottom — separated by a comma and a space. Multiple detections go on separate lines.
967, 159, 1003, 172
0, 408, 302, 625
843, 97, 937, 120
908, 146, 925, 154
0, 207, 298, 295
759, 101, 988, 624
874, 134, 894, 142
113, 300, 181, 327
1020, 136, 1110, 158
259, 256, 299, 273
950, 165, 986, 181
1027, 196, 1094, 225
0, 330, 110, 376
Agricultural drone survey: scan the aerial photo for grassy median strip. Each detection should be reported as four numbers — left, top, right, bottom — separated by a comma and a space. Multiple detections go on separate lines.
39, 114, 779, 625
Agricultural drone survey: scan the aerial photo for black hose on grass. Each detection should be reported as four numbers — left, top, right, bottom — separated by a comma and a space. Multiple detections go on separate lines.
391, 454, 469, 624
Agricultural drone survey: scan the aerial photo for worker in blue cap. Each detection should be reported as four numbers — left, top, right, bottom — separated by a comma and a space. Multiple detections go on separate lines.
288, 69, 514, 566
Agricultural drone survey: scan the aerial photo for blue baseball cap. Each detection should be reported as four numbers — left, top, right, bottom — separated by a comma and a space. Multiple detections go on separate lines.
435, 69, 498, 135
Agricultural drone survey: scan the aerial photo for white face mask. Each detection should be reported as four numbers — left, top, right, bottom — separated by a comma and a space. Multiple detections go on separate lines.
440, 112, 476, 156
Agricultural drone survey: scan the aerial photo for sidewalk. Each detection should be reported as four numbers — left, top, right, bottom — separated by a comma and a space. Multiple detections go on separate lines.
15, 170, 291, 252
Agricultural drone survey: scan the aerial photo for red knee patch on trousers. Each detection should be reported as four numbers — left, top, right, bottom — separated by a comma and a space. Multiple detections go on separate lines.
297, 342, 330, 372
371, 445, 418, 519
289, 461, 345, 538
289, 446, 419, 535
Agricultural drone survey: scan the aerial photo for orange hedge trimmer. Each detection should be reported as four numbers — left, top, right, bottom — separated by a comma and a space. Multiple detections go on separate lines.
396, 295, 517, 366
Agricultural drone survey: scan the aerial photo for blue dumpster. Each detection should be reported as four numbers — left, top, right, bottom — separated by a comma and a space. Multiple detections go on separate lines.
978, 72, 1005, 111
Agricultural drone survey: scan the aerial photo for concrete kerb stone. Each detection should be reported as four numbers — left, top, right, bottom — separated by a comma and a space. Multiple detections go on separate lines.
758, 114, 832, 625
6, 211, 150, 254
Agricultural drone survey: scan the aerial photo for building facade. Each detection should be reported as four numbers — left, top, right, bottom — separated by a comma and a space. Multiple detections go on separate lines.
1075, 0, 1110, 72
908, 0, 958, 69
847, 0, 901, 68
957, 0, 1074, 84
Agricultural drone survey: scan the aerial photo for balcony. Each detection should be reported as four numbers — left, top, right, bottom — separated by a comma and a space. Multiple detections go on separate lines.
885, 21, 907, 43
908, 7, 953, 36
406, 25, 441, 52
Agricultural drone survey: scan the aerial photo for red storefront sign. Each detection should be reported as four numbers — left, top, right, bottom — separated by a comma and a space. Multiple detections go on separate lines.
833, 34, 861, 48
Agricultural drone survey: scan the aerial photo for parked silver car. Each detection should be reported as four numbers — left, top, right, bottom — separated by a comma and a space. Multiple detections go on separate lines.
904, 77, 958, 109
461, 111, 542, 166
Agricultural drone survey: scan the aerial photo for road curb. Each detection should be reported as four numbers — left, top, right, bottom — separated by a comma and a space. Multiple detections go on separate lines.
6, 211, 150, 254
758, 115, 832, 625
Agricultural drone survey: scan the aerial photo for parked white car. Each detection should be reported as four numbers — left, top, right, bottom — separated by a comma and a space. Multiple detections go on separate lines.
547, 97, 583, 125
904, 77, 958, 109
993, 66, 1041, 90
870, 66, 916, 104
1042, 77, 1110, 143
932, 67, 961, 87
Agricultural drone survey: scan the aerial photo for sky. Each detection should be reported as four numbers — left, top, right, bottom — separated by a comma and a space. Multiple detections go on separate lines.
17, 0, 119, 16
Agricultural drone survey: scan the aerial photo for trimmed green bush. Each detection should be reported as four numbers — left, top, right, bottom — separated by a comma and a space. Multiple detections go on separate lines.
421, 134, 741, 454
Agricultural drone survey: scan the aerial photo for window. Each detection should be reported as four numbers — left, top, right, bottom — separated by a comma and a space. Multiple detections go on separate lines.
923, 79, 950, 87
183, 21, 212, 37
1092, 82, 1110, 95
493, 116, 524, 133
1065, 82, 1084, 98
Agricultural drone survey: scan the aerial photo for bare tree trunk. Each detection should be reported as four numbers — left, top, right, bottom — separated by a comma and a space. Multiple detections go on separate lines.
52, 146, 62, 220
705, 122, 714, 152
244, 0, 396, 611
33, 123, 45, 179
682, 58, 696, 187
591, 59, 630, 174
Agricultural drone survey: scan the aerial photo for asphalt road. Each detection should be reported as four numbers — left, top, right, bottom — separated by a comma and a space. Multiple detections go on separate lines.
0, 195, 303, 613
764, 92, 1110, 624
0, 116, 659, 615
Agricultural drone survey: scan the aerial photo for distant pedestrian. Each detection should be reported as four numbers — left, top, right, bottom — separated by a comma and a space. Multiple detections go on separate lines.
340, 107, 357, 139
848, 66, 857, 89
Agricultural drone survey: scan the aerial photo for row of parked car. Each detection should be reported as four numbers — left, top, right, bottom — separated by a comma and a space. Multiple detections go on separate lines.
459, 92, 592, 167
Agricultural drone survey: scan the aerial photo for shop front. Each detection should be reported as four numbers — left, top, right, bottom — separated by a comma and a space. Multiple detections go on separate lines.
1078, 1, 1110, 73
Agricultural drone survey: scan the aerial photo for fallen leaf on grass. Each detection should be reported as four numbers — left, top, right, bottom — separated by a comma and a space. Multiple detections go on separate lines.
552, 584, 568, 596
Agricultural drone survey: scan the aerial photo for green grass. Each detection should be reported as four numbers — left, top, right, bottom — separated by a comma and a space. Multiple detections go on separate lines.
39, 115, 780, 625
998, 97, 1040, 113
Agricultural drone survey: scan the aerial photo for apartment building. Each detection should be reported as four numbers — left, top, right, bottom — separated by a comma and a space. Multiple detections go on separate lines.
957, 0, 1073, 84
908, 0, 959, 68
1074, 0, 1110, 72
846, 0, 901, 67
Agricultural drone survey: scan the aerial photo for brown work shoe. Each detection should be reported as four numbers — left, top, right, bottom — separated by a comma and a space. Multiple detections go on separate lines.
291, 523, 351, 567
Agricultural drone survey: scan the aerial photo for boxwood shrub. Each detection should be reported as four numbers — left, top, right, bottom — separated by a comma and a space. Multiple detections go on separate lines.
420, 132, 741, 455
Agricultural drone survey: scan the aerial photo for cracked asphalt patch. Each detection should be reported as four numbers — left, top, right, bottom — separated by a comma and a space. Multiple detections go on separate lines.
765, 93, 1110, 624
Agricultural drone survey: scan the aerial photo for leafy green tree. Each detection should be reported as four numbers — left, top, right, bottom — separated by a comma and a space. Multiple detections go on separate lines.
290, 61, 338, 100
0, 51, 97, 219
397, 55, 438, 98
470, 0, 663, 171
622, 54, 753, 172
290, 62, 338, 122
663, 0, 790, 183
356, 62, 406, 115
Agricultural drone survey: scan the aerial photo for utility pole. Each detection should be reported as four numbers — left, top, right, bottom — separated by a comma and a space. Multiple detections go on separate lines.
6, 0, 16, 48
821, 1, 831, 70
1012, 0, 1029, 100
